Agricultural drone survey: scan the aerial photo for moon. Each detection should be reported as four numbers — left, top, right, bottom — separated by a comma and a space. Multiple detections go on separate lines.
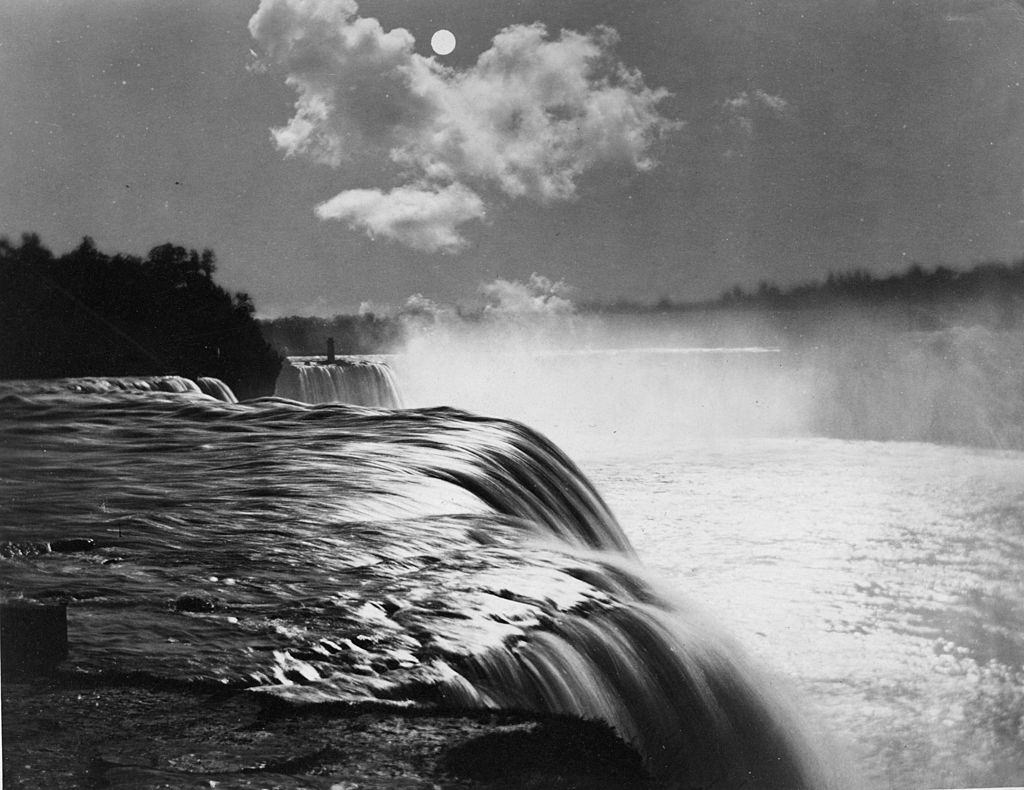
430, 29, 456, 56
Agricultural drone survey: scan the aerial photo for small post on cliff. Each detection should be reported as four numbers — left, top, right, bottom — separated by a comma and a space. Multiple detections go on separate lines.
326, 337, 336, 365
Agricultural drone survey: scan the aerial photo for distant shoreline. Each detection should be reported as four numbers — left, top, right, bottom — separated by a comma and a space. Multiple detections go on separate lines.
259, 258, 1024, 357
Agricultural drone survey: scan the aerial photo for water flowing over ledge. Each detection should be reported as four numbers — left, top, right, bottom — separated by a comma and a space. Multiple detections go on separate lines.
1, 387, 839, 788
0, 374, 237, 402
275, 356, 402, 407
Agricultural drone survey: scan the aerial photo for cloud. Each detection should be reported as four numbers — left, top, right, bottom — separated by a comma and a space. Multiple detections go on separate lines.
722, 89, 792, 136
479, 273, 575, 316
315, 183, 485, 253
250, 0, 675, 252
248, 0, 424, 166
392, 23, 674, 202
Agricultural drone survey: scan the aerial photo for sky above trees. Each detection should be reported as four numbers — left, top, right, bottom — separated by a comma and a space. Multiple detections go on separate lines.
3, 0, 1024, 315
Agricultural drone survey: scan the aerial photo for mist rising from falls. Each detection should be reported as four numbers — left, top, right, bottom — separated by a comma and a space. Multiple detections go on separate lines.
387, 307, 815, 458
389, 304, 1024, 452
275, 356, 402, 407
804, 324, 1024, 449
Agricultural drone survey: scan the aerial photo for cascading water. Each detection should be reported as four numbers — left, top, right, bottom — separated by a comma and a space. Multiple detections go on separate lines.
0, 374, 237, 402
5, 336, 1024, 789
196, 376, 238, 403
0, 384, 840, 789
274, 356, 403, 407
438, 567, 832, 788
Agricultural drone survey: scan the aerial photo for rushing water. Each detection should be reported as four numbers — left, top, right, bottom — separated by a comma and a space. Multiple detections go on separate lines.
2, 349, 1023, 789
275, 356, 403, 408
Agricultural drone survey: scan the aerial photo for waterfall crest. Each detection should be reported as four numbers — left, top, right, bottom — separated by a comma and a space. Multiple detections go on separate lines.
439, 581, 834, 788
274, 356, 402, 407
0, 375, 237, 402
196, 376, 238, 403
1, 385, 844, 788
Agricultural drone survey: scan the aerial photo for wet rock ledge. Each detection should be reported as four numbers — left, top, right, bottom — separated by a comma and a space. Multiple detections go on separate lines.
2, 673, 655, 789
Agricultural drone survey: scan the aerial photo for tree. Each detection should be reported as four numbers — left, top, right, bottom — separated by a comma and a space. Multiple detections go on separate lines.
0, 235, 281, 398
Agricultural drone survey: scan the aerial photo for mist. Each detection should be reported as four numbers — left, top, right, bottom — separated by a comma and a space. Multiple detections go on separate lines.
387, 278, 806, 457
385, 276, 1024, 456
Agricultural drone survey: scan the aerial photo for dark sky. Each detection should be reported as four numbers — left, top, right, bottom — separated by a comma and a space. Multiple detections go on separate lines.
3, 0, 1024, 315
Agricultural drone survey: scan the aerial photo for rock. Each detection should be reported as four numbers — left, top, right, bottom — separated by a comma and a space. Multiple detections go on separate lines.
0, 541, 40, 558
0, 602, 68, 679
445, 719, 653, 788
2, 679, 654, 789
48, 538, 95, 553
173, 595, 218, 613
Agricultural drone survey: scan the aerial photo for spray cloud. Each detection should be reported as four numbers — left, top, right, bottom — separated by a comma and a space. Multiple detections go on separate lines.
249, 0, 675, 252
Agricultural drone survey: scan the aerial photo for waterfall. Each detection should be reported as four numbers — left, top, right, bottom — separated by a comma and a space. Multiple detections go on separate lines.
441, 592, 832, 788
331, 406, 636, 554
151, 375, 201, 394
1, 381, 844, 788
1, 375, 237, 402
196, 376, 238, 403
274, 356, 403, 407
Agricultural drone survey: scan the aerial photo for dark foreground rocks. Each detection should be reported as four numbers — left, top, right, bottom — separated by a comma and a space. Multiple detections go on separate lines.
2, 674, 655, 789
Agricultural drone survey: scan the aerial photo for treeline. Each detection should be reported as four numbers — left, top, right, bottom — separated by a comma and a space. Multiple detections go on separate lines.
0, 234, 281, 398
592, 260, 1024, 332
718, 261, 1024, 327
258, 258, 1024, 358
259, 314, 403, 357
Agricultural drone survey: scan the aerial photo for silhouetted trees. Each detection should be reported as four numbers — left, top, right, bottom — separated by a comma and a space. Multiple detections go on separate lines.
0, 234, 281, 398
583, 259, 1024, 335
713, 260, 1024, 330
